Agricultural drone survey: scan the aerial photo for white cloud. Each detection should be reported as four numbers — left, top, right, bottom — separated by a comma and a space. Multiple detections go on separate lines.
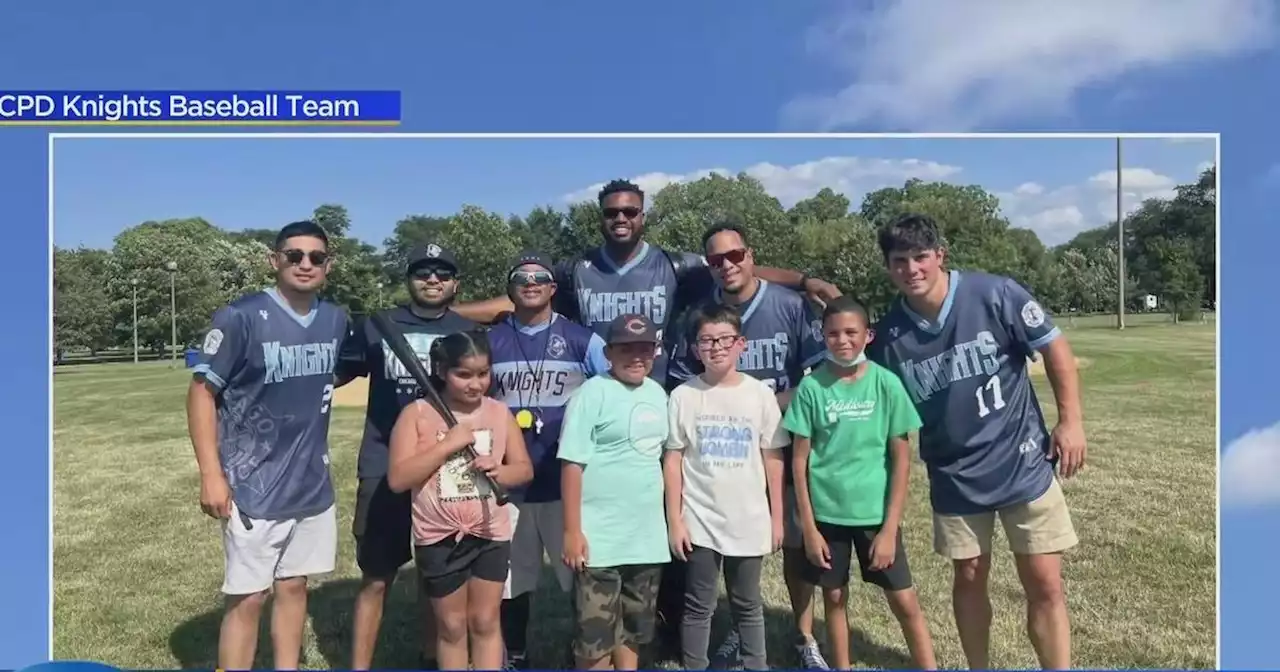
560, 156, 962, 207
783, 0, 1276, 130
1222, 423, 1280, 509
1015, 182, 1045, 196
997, 166, 1181, 245
1087, 167, 1177, 192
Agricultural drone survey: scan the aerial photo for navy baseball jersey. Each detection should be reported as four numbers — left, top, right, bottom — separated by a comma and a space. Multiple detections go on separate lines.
193, 288, 349, 520
337, 306, 479, 480
868, 270, 1062, 515
487, 313, 608, 503
668, 280, 827, 482
552, 242, 710, 383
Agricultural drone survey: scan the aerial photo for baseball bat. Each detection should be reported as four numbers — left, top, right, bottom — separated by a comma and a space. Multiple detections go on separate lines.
369, 312, 509, 506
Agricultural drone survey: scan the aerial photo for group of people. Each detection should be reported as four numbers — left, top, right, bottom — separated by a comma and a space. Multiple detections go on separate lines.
187, 179, 1087, 671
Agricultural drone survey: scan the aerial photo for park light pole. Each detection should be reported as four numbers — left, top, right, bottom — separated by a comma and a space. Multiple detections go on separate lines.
377, 282, 384, 309
165, 261, 178, 366
131, 277, 139, 364
1117, 137, 1126, 330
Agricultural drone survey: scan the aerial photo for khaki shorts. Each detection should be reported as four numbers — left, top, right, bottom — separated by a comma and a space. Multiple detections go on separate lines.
932, 478, 1078, 559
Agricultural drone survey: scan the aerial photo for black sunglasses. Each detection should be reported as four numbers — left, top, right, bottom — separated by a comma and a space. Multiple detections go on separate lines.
706, 248, 748, 268
280, 249, 329, 266
603, 206, 642, 220
411, 265, 457, 281
510, 270, 554, 286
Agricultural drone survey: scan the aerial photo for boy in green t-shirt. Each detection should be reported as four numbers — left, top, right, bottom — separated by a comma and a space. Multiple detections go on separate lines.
783, 296, 936, 671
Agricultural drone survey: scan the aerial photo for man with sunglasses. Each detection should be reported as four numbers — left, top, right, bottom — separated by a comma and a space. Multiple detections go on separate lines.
453, 179, 841, 388
667, 223, 832, 669
486, 251, 609, 669
188, 220, 350, 671
336, 242, 478, 670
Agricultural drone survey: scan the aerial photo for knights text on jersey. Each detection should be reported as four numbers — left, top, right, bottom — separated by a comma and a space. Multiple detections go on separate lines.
868, 270, 1062, 515
337, 306, 479, 480
487, 313, 607, 503
553, 242, 708, 383
192, 288, 349, 520
668, 279, 827, 393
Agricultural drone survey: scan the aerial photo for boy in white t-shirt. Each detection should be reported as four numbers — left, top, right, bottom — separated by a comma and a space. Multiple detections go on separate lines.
663, 303, 788, 670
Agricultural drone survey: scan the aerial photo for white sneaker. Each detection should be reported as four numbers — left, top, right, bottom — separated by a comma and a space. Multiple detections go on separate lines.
795, 635, 831, 670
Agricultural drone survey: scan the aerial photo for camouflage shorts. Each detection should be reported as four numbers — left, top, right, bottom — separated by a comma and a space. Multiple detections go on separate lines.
573, 563, 663, 662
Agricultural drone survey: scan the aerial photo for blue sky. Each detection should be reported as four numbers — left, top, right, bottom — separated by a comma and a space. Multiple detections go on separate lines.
53, 135, 1217, 250
3, 0, 1278, 668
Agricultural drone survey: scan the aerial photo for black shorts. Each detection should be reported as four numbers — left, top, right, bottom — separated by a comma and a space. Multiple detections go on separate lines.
414, 534, 511, 598
799, 522, 913, 591
352, 476, 413, 577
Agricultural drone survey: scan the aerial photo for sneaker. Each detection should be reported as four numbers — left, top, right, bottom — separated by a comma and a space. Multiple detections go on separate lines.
710, 627, 743, 669
795, 635, 830, 670
503, 651, 528, 670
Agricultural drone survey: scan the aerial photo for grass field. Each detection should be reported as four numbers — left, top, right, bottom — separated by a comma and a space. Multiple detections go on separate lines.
52, 312, 1217, 669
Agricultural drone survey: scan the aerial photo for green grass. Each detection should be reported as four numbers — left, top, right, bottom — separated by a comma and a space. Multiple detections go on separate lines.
53, 312, 1216, 669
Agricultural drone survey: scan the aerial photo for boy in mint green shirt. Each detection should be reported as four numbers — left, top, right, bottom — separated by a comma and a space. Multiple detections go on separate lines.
783, 297, 936, 671
559, 313, 671, 670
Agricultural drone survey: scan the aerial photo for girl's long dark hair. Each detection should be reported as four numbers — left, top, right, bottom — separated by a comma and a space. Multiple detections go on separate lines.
426, 329, 491, 394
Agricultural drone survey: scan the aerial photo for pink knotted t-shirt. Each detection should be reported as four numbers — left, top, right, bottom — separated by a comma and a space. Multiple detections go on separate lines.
407, 397, 513, 546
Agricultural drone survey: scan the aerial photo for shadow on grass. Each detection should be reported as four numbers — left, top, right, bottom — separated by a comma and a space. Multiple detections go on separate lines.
169, 563, 916, 670
169, 568, 425, 671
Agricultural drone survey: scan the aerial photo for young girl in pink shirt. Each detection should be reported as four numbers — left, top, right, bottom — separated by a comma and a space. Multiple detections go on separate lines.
388, 330, 533, 670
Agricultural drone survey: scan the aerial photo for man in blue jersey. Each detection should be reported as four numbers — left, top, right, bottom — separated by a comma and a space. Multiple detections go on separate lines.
187, 220, 350, 671
867, 213, 1085, 670
486, 250, 609, 669
336, 242, 478, 670
453, 179, 841, 386
668, 223, 832, 670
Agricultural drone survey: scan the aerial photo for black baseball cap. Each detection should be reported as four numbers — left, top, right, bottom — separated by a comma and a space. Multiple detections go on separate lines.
407, 243, 459, 273
607, 313, 660, 345
508, 250, 554, 279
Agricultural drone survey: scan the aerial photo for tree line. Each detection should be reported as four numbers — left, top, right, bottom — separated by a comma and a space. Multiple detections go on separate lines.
53, 168, 1216, 354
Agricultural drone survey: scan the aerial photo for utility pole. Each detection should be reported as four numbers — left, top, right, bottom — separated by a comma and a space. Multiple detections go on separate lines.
1117, 136, 1125, 330
132, 278, 139, 364
166, 261, 178, 366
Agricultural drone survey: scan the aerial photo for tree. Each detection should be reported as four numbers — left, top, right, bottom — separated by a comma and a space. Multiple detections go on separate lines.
789, 188, 851, 223
788, 215, 894, 316
381, 214, 450, 282
646, 173, 791, 267
514, 206, 569, 257
860, 179, 1025, 279
54, 247, 115, 353
555, 203, 604, 260
435, 206, 523, 302
306, 204, 384, 314
55, 168, 1216, 345
1144, 237, 1205, 322
107, 218, 237, 349
225, 228, 278, 248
